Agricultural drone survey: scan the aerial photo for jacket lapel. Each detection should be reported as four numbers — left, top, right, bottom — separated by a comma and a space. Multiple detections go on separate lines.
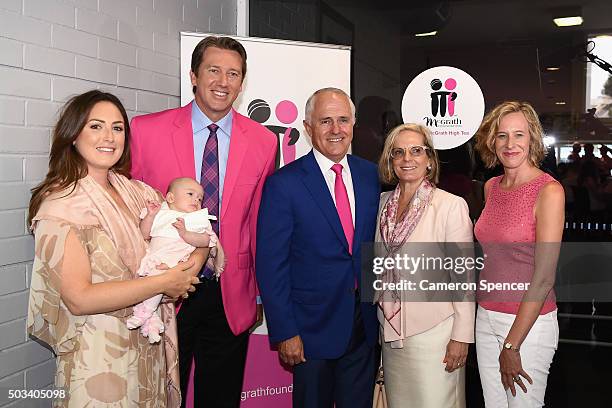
171, 102, 196, 178
301, 151, 349, 253
221, 110, 249, 219
348, 155, 366, 253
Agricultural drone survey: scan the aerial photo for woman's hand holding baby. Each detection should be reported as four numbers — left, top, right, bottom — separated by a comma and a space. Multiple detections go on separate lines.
158, 260, 200, 299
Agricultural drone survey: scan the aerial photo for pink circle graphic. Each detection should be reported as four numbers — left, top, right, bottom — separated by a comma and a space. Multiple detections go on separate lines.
444, 78, 457, 90
275, 100, 298, 124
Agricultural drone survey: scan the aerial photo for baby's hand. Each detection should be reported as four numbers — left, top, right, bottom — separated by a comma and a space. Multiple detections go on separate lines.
172, 217, 187, 238
146, 200, 161, 216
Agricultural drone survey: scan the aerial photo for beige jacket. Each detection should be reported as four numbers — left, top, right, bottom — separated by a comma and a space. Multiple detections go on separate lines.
375, 188, 475, 347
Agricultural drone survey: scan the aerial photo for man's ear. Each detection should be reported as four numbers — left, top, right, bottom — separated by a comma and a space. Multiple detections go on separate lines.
189, 70, 197, 87
166, 192, 175, 203
303, 120, 312, 138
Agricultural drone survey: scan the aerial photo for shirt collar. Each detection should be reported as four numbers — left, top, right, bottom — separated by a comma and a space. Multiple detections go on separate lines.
191, 101, 233, 138
312, 148, 350, 175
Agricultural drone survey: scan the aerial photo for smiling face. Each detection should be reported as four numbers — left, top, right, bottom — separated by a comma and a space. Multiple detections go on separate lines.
167, 178, 204, 212
74, 101, 125, 175
304, 91, 354, 163
190, 46, 243, 122
392, 130, 431, 185
494, 111, 532, 170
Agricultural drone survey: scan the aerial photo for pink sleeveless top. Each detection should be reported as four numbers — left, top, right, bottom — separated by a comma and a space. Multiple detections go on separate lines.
474, 173, 557, 315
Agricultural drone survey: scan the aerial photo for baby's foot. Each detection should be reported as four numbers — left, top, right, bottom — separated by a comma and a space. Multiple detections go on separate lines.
127, 315, 144, 329
126, 303, 151, 329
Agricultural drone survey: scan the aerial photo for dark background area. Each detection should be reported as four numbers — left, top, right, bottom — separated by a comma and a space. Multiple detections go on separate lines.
250, 1, 612, 406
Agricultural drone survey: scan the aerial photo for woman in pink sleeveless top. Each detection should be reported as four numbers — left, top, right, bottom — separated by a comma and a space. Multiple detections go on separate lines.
474, 101, 564, 408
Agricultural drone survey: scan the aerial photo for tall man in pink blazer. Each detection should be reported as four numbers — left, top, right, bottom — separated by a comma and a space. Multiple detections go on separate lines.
130, 36, 277, 408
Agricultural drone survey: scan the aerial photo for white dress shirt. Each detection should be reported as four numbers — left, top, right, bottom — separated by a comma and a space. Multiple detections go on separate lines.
312, 148, 355, 226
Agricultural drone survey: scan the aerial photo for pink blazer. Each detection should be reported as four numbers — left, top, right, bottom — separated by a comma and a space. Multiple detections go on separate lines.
130, 102, 277, 335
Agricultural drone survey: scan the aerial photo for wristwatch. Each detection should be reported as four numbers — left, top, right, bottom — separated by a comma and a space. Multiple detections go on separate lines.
503, 342, 520, 352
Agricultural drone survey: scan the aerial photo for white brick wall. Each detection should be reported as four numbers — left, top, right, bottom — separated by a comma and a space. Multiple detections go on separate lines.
0, 0, 237, 404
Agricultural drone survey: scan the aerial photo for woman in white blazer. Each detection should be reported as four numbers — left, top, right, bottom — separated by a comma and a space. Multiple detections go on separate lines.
375, 123, 475, 408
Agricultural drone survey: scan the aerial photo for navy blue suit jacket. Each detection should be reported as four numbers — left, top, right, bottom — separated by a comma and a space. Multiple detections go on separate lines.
256, 150, 381, 359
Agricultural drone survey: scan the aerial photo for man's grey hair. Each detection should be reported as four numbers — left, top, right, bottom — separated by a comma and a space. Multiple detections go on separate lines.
304, 87, 356, 124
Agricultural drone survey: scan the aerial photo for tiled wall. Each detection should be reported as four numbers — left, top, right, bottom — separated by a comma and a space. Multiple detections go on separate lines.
0, 1, 236, 405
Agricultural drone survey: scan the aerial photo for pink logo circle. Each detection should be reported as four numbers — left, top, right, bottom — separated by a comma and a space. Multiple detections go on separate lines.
444, 78, 457, 90
275, 100, 298, 124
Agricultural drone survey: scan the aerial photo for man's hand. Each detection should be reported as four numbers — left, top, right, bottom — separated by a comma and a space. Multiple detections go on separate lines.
278, 335, 306, 366
250, 304, 264, 333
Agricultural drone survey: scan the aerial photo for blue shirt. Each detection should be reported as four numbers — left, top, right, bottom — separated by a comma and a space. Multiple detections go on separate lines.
191, 103, 261, 303
191, 102, 232, 212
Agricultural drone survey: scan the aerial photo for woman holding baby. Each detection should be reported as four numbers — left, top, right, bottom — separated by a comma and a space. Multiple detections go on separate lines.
26, 90, 205, 407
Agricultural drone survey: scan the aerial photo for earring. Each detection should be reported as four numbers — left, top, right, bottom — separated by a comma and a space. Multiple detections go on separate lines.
72, 141, 76, 146
427, 164, 432, 171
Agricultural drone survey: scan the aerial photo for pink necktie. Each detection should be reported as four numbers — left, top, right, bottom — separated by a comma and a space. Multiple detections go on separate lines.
331, 163, 353, 254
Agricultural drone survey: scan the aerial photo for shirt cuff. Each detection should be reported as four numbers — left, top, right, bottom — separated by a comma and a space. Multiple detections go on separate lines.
256, 295, 262, 305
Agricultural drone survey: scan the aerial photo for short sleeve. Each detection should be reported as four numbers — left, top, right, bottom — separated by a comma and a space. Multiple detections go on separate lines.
27, 219, 88, 355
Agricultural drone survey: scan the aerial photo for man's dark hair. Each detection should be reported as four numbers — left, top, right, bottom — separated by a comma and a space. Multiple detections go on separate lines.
191, 36, 247, 93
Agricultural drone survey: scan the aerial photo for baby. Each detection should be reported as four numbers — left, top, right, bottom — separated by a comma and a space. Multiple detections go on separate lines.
127, 177, 225, 343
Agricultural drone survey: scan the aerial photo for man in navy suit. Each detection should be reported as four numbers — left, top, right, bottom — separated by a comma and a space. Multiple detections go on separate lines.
256, 88, 380, 408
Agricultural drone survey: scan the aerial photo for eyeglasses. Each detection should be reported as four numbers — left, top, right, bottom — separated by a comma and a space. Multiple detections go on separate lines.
390, 145, 429, 159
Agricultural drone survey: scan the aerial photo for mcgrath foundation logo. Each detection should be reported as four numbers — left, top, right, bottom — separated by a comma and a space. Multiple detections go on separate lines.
402, 66, 484, 150
248, 99, 300, 168
430, 77, 458, 117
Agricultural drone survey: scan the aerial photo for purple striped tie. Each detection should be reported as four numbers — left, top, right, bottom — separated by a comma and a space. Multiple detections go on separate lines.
200, 124, 219, 278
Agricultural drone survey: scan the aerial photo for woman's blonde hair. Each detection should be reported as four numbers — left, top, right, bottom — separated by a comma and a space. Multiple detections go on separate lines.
475, 101, 546, 168
379, 123, 439, 185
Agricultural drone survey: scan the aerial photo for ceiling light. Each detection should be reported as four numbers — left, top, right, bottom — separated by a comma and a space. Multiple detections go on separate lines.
415, 31, 437, 37
546, 67, 560, 71
553, 16, 583, 27
555, 101, 566, 105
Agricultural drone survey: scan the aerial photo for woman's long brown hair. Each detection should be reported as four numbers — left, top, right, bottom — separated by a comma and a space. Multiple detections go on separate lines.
28, 90, 132, 226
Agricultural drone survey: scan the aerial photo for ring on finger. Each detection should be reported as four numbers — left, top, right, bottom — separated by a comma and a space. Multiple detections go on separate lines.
513, 377, 521, 383
182, 293, 189, 299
